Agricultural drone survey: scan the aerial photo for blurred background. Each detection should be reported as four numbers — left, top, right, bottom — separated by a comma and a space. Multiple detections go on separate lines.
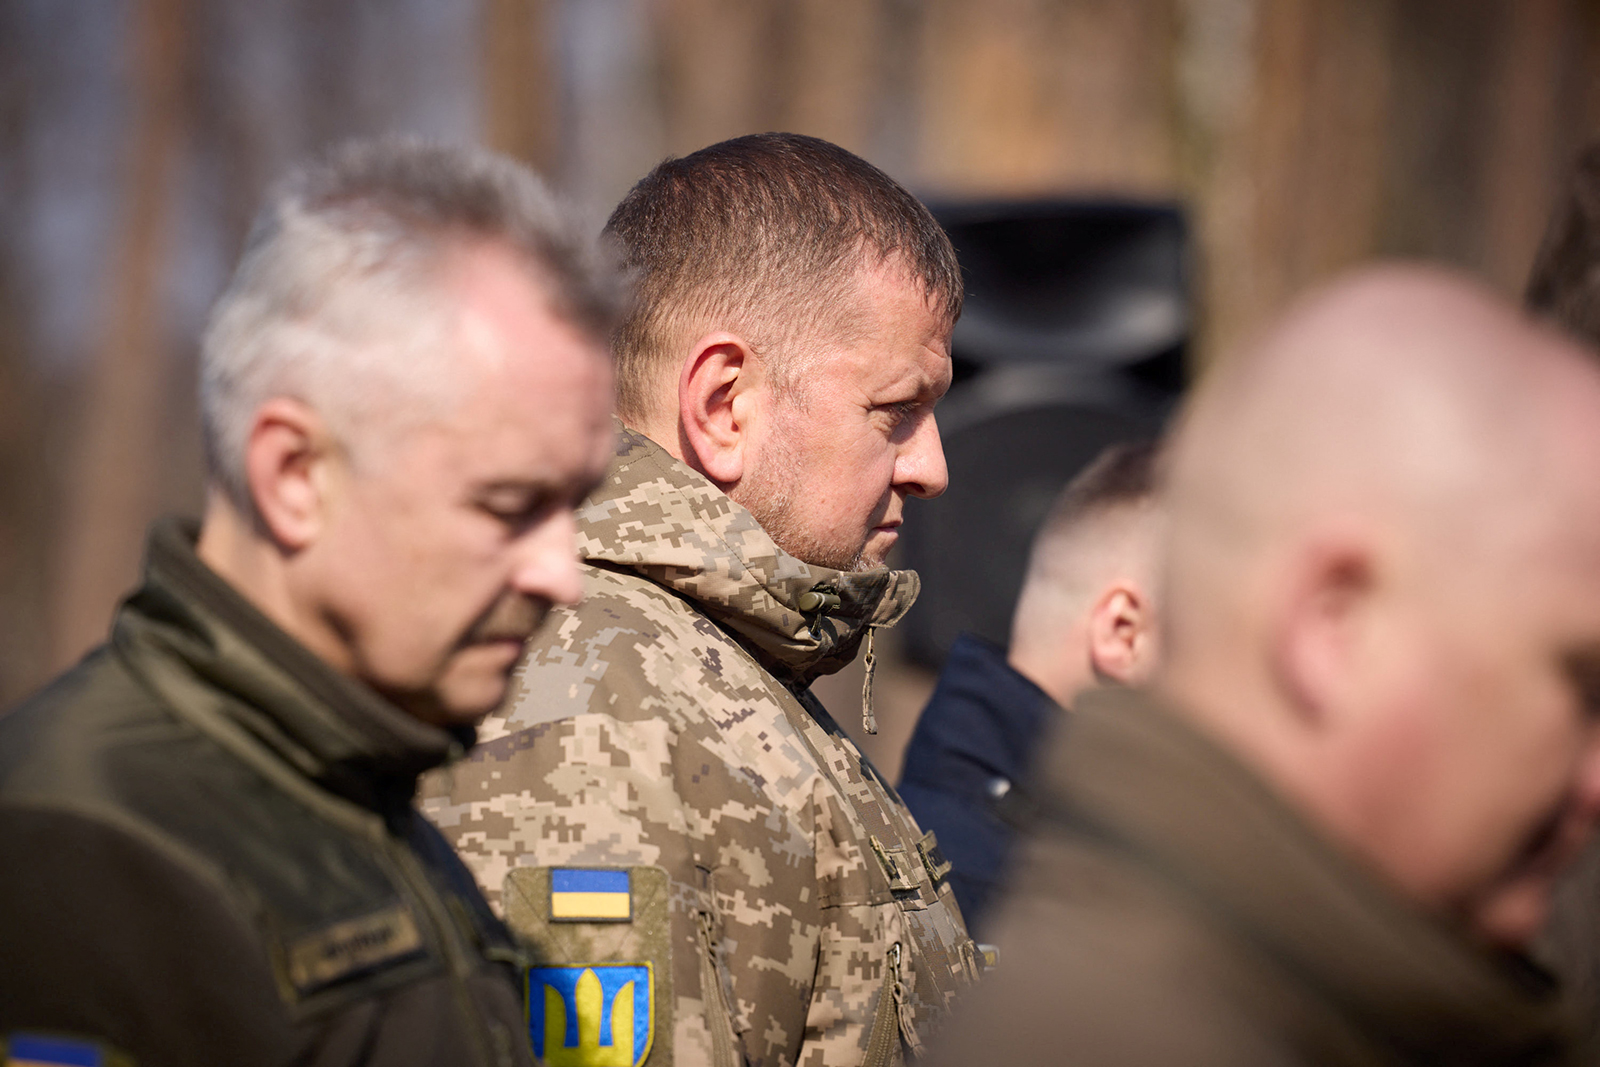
2, 0, 1597, 775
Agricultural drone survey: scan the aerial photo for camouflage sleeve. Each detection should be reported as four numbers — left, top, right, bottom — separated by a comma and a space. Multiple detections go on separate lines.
422, 572, 836, 1067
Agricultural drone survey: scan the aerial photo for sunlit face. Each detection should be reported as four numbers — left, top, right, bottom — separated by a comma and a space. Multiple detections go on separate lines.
1368, 502, 1600, 948
1443, 582, 1600, 948
735, 262, 953, 571
305, 245, 614, 726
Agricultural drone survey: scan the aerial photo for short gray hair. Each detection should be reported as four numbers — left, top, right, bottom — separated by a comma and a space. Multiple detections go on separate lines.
200, 135, 621, 520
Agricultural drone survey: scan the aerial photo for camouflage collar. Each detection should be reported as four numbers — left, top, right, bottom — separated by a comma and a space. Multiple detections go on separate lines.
578, 424, 920, 685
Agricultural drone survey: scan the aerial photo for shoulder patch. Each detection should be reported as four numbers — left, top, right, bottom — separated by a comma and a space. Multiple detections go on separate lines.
505, 866, 672, 1066
3, 1033, 132, 1067
530, 963, 653, 1066
551, 867, 632, 922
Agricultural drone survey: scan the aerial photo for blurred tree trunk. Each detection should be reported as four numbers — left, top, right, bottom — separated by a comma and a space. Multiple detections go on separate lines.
1176, 0, 1393, 365
915, 0, 1179, 196
48, 0, 190, 671
1478, 0, 1573, 292
0, 257, 46, 705
483, 0, 559, 174
656, 0, 783, 154
0, 5, 45, 706
653, 0, 909, 167
772, 0, 888, 154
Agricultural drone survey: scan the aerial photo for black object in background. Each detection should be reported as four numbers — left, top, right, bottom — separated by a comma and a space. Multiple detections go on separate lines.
899, 200, 1191, 667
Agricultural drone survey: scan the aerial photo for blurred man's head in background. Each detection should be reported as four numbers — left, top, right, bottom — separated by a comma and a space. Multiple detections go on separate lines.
1158, 265, 1600, 949
1008, 439, 1164, 710
197, 137, 619, 726
604, 132, 961, 571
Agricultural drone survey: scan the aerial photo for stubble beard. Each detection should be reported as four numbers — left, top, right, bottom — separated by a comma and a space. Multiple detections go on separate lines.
738, 426, 874, 573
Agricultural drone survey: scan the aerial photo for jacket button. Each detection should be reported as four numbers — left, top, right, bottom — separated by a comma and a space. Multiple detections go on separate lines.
986, 776, 1011, 799
797, 590, 841, 613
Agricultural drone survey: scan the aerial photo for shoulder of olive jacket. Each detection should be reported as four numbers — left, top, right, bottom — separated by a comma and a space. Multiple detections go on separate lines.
0, 519, 534, 1067
925, 686, 1573, 1067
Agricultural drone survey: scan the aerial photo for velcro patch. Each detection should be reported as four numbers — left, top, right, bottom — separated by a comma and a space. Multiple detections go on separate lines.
529, 962, 654, 1067
504, 865, 673, 1066
551, 868, 632, 922
869, 835, 920, 892
917, 831, 953, 885
284, 903, 425, 995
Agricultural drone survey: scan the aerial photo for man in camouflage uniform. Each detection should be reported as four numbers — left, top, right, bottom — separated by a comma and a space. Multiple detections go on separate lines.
424, 133, 981, 1067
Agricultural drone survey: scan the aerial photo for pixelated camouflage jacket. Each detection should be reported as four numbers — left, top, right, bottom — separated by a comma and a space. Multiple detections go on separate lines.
421, 425, 982, 1067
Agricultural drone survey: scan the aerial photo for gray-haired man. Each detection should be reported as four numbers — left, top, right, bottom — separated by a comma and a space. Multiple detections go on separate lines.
0, 137, 617, 1067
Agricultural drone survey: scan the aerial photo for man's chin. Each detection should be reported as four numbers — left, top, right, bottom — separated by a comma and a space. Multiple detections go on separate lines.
1468, 877, 1554, 950
854, 530, 899, 571
384, 655, 524, 728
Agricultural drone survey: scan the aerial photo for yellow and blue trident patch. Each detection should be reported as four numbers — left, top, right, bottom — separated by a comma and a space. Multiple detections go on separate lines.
529, 962, 654, 1067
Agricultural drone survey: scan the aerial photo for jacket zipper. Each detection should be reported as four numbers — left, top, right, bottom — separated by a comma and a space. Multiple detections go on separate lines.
889, 940, 923, 1057
862, 941, 902, 1067
697, 910, 742, 1067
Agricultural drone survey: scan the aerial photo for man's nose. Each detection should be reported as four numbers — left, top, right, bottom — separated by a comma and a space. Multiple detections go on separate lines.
896, 412, 950, 500
509, 509, 585, 607
1570, 730, 1600, 826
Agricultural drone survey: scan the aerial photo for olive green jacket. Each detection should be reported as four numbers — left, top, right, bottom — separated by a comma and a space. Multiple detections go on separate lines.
928, 687, 1574, 1067
422, 426, 980, 1067
0, 520, 534, 1067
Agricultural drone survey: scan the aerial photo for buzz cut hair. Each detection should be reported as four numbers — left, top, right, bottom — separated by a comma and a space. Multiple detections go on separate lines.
1025, 438, 1165, 592
1527, 141, 1600, 345
603, 132, 963, 421
199, 134, 622, 524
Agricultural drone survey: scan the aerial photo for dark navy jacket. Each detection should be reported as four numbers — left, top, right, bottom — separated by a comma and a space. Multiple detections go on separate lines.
896, 633, 1061, 934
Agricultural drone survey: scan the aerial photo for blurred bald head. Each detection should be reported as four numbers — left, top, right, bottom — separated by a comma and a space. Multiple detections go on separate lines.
1158, 265, 1600, 948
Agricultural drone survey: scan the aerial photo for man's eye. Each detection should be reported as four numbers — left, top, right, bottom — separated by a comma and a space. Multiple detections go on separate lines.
880, 401, 917, 427
480, 496, 549, 528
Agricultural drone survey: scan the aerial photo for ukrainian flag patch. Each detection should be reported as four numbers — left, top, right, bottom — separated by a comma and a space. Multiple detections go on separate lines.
3, 1033, 108, 1066
529, 962, 654, 1067
550, 867, 632, 922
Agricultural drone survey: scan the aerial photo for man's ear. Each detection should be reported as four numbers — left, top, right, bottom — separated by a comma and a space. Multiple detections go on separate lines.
1088, 582, 1155, 685
244, 397, 336, 552
678, 332, 760, 486
1270, 534, 1376, 728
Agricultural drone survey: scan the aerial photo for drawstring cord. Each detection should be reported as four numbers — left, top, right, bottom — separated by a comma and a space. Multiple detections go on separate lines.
862, 625, 878, 735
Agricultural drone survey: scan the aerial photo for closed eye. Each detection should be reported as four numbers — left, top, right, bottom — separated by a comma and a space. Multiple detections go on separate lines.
878, 401, 920, 429
479, 495, 555, 531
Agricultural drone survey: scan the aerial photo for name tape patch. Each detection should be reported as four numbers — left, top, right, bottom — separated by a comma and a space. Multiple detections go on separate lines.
550, 868, 632, 922
285, 903, 425, 994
